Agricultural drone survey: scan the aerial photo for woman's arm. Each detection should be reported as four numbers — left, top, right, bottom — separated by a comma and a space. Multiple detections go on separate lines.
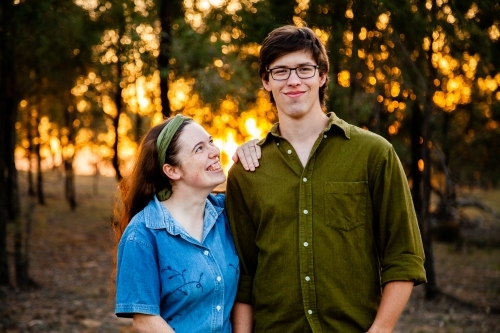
133, 314, 175, 333
232, 139, 261, 171
231, 302, 253, 333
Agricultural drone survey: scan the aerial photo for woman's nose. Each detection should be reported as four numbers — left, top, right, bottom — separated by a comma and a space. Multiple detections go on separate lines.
209, 144, 220, 157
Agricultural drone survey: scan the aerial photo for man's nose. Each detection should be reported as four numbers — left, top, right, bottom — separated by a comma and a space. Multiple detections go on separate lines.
287, 69, 302, 84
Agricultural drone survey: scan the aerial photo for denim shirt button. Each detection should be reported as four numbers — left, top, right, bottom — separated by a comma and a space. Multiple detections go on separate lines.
217, 276, 222, 282
204, 250, 209, 256
216, 305, 222, 311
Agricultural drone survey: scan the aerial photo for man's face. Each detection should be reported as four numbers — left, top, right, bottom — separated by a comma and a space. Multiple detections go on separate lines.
262, 50, 326, 121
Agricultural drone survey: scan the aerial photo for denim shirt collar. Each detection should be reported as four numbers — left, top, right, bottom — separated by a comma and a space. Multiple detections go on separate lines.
143, 196, 224, 243
260, 111, 351, 145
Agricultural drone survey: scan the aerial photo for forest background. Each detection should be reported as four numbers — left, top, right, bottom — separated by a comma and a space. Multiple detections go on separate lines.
1, 0, 500, 332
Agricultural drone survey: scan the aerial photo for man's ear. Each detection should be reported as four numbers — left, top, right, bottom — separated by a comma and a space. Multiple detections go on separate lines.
319, 73, 327, 87
262, 78, 272, 92
162, 164, 181, 180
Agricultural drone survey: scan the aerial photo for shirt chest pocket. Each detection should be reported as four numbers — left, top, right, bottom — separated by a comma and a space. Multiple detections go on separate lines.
324, 181, 368, 231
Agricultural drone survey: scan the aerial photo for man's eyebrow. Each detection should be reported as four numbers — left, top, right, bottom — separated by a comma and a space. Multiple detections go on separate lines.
271, 62, 315, 68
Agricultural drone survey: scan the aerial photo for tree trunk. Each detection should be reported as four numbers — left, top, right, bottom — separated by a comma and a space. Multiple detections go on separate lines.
0, 0, 11, 285
1, 0, 27, 287
27, 112, 36, 196
93, 159, 99, 196
112, 19, 125, 181
35, 112, 45, 205
64, 158, 76, 211
158, 0, 178, 118
64, 105, 77, 210
410, 76, 438, 299
112, 61, 123, 181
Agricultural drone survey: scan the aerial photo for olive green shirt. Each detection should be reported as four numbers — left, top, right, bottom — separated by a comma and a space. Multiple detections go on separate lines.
226, 112, 426, 333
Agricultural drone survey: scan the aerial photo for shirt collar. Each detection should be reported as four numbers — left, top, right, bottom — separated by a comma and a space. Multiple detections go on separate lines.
260, 112, 351, 144
144, 196, 224, 240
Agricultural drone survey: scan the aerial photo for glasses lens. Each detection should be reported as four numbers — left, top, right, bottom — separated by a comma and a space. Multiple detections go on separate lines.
271, 68, 290, 80
297, 66, 316, 78
270, 66, 317, 80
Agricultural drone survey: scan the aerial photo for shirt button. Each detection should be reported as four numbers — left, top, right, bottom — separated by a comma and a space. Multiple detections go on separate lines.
323, 134, 327, 138
308, 310, 313, 315
217, 276, 222, 282
302, 177, 307, 182
303, 209, 308, 214
287, 149, 292, 154
277, 142, 280, 146
305, 276, 310, 281
216, 305, 222, 311
203, 250, 209, 256
303, 242, 309, 247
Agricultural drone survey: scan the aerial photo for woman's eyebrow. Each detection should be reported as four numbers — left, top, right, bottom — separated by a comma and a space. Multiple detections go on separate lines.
191, 141, 204, 153
191, 136, 211, 153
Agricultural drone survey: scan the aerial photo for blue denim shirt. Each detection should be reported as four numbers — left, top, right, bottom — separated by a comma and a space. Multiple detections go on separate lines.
115, 194, 239, 333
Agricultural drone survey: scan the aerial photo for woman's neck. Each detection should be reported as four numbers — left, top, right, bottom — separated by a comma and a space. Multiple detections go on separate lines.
161, 188, 209, 242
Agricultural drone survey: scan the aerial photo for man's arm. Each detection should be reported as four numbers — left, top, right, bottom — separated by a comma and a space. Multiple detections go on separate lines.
133, 314, 175, 333
366, 281, 413, 333
231, 302, 253, 333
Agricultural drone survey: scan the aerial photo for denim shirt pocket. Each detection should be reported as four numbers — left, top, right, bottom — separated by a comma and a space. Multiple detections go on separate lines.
324, 181, 368, 231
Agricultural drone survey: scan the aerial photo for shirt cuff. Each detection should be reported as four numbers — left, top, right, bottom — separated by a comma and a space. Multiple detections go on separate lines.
235, 274, 253, 304
115, 303, 159, 317
380, 254, 427, 286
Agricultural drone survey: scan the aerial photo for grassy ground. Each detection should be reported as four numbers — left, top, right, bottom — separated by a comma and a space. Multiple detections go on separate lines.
1, 171, 499, 332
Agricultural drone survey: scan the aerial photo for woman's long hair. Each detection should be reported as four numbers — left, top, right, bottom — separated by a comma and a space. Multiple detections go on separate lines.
110, 117, 192, 297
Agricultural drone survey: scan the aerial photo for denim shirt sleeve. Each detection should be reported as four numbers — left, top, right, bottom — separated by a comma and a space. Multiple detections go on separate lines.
115, 215, 161, 317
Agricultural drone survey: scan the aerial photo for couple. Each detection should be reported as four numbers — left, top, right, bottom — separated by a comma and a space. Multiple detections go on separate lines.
113, 25, 426, 333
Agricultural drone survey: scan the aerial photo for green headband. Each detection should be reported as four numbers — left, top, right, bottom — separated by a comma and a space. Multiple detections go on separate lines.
156, 114, 191, 200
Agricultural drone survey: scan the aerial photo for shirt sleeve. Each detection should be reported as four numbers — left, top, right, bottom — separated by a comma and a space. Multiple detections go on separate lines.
225, 167, 257, 304
115, 224, 161, 317
372, 146, 427, 286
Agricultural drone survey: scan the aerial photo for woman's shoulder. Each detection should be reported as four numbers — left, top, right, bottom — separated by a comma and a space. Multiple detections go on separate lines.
207, 193, 225, 208
121, 199, 159, 242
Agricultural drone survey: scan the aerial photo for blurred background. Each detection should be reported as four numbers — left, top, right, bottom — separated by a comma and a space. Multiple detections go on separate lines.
1, 0, 499, 332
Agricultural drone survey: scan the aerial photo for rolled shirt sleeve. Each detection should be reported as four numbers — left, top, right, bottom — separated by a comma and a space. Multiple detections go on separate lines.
226, 170, 257, 304
372, 146, 427, 286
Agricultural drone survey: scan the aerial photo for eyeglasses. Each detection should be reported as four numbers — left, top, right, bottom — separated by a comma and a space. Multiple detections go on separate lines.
267, 65, 319, 81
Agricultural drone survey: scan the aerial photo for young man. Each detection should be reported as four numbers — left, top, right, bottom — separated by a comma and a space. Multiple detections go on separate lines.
226, 25, 426, 333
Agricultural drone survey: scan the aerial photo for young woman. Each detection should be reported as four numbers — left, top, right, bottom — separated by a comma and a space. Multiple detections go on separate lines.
113, 115, 257, 332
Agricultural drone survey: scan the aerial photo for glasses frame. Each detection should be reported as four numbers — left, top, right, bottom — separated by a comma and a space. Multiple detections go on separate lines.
267, 65, 319, 81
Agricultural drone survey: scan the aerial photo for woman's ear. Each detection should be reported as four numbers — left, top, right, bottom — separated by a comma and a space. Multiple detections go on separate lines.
162, 164, 181, 181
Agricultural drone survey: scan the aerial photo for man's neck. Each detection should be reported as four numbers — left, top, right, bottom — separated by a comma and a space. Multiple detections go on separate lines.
278, 109, 329, 144
277, 109, 329, 167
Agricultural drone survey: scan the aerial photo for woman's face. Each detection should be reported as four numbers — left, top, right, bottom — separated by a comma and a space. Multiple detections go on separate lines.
170, 122, 226, 191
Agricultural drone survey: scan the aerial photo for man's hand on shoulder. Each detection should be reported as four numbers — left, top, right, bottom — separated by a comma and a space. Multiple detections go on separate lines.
232, 139, 261, 171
